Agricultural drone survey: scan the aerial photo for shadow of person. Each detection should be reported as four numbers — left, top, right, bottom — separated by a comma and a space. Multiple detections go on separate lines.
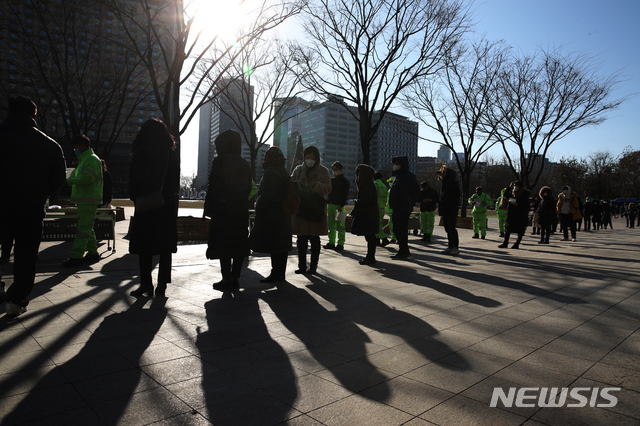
1, 299, 168, 425
259, 281, 392, 402
304, 274, 471, 370
195, 291, 298, 425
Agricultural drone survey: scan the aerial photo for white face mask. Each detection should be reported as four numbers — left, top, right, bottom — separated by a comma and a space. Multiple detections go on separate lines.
514, 187, 519, 192
305, 159, 316, 168
392, 164, 400, 171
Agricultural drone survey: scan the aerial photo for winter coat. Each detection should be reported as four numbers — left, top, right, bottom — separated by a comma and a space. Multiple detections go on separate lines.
0, 114, 66, 209
438, 169, 460, 217
350, 165, 380, 236
250, 165, 293, 254
388, 156, 420, 212
327, 174, 350, 206
291, 149, 331, 236
129, 148, 179, 255
419, 187, 439, 212
556, 190, 582, 221
205, 131, 253, 259
505, 188, 530, 234
537, 187, 556, 226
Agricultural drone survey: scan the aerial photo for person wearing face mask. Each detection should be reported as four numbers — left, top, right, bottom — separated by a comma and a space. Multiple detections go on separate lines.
349, 164, 380, 264
291, 145, 331, 273
495, 188, 508, 238
324, 161, 350, 251
536, 186, 556, 244
387, 156, 420, 260
582, 197, 593, 231
556, 185, 581, 242
62, 134, 103, 267
468, 186, 491, 239
498, 181, 530, 249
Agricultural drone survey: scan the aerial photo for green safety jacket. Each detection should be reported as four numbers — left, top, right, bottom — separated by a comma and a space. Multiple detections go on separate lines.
468, 192, 491, 213
374, 179, 388, 211
67, 148, 103, 204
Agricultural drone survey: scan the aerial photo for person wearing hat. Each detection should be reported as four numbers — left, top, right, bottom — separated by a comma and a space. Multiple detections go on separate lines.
468, 186, 491, 239
419, 181, 438, 243
556, 184, 581, 241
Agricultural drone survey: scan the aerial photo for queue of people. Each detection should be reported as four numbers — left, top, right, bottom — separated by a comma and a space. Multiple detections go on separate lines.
2, 98, 637, 314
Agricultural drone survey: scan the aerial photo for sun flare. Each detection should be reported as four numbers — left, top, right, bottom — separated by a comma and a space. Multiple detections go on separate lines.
191, 0, 247, 42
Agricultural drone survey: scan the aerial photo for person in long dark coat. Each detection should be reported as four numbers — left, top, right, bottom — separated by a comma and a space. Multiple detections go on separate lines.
205, 129, 253, 291
250, 146, 292, 282
350, 164, 380, 265
438, 165, 460, 255
129, 118, 179, 297
388, 156, 421, 260
536, 186, 556, 244
498, 181, 530, 249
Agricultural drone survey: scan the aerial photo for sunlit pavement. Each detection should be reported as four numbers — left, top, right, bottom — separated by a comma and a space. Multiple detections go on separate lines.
1, 208, 639, 425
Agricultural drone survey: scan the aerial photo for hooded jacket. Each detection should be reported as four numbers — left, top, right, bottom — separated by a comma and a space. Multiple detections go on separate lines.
351, 164, 379, 235
556, 186, 582, 221
205, 129, 253, 259
290, 145, 331, 236
438, 168, 460, 217
537, 186, 556, 226
388, 156, 420, 212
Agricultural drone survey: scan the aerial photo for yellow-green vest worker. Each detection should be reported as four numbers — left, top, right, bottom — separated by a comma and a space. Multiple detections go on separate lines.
495, 188, 508, 236
63, 135, 103, 267
468, 186, 491, 238
374, 175, 388, 240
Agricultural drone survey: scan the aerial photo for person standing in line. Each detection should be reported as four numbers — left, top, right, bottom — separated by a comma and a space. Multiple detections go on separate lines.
530, 194, 541, 236
419, 181, 438, 243
583, 197, 593, 231
438, 165, 460, 255
468, 186, 491, 239
495, 188, 508, 238
62, 135, 103, 267
324, 161, 350, 252
380, 176, 397, 246
373, 172, 389, 245
592, 199, 602, 230
556, 185, 581, 242
250, 146, 292, 283
574, 194, 583, 232
537, 186, 555, 244
0, 97, 66, 316
128, 118, 179, 297
388, 156, 420, 260
349, 164, 380, 265
205, 130, 253, 291
601, 200, 613, 229
627, 203, 636, 229
291, 145, 332, 274
498, 181, 530, 249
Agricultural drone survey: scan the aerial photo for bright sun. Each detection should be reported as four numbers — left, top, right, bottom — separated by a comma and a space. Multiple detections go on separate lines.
191, 0, 248, 43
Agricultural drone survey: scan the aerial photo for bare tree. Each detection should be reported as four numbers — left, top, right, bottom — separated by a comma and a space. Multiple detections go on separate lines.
403, 38, 508, 216
205, 39, 312, 179
295, 0, 470, 165
616, 146, 640, 198
553, 156, 589, 197
584, 151, 617, 200
1, 0, 150, 158
486, 47, 628, 189
100, 0, 303, 150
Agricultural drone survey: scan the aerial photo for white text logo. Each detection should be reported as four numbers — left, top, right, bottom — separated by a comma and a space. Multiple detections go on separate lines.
490, 387, 621, 408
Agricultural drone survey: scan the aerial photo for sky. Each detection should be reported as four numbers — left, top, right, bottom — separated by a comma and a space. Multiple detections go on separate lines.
180, 0, 640, 176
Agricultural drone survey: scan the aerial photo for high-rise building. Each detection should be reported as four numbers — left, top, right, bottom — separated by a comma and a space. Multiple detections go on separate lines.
0, 0, 173, 197
437, 145, 452, 162
369, 111, 419, 174
273, 97, 314, 171
196, 77, 259, 188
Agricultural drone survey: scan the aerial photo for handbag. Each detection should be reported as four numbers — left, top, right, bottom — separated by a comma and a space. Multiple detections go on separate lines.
135, 153, 169, 214
297, 190, 325, 223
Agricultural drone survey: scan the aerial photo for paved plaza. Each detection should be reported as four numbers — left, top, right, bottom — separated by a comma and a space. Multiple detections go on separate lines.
1, 207, 639, 426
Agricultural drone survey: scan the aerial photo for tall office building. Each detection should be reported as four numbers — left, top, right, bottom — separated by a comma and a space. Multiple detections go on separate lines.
196, 77, 259, 189
0, 0, 173, 197
369, 111, 419, 174
273, 97, 314, 171
437, 145, 453, 162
